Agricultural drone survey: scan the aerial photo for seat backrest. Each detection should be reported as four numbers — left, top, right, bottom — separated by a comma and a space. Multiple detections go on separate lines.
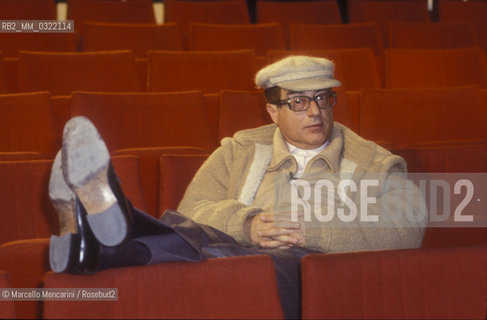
333, 88, 360, 133
43, 255, 284, 319
159, 153, 209, 214
256, 0, 342, 48
348, 0, 430, 45
268, 48, 381, 90
392, 142, 487, 173
301, 245, 487, 319
147, 50, 257, 94
68, 0, 155, 28
81, 21, 182, 57
389, 22, 478, 50
0, 0, 56, 20
0, 91, 58, 156
0, 159, 58, 245
291, 22, 384, 56
113, 147, 207, 218
71, 91, 215, 151
0, 33, 78, 58
164, 0, 250, 42
0, 155, 146, 245
18, 50, 141, 96
385, 47, 487, 89
0, 270, 16, 319
438, 0, 487, 23
189, 23, 285, 57
218, 90, 269, 139
0, 238, 50, 319
359, 86, 487, 148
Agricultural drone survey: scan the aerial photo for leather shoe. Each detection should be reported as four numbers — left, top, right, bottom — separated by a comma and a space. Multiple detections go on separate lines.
61, 116, 133, 247
49, 151, 99, 274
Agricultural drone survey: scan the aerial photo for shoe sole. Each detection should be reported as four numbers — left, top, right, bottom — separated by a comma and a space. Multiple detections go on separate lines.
62, 116, 128, 247
49, 151, 77, 236
49, 234, 77, 273
49, 151, 78, 273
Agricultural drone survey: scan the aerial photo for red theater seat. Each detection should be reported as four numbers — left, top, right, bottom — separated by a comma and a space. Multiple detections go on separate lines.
0, 91, 58, 157
348, 0, 430, 46
0, 239, 50, 319
164, 0, 250, 47
147, 50, 257, 94
385, 47, 487, 89
43, 255, 284, 319
218, 90, 269, 139
17, 50, 141, 96
388, 22, 478, 50
0, 0, 56, 20
68, 0, 156, 29
391, 142, 487, 249
301, 245, 487, 319
0, 33, 78, 59
359, 86, 487, 148
290, 22, 384, 56
438, 0, 487, 23
0, 155, 146, 245
269, 48, 382, 90
159, 153, 209, 214
256, 0, 342, 48
70, 91, 215, 152
189, 23, 285, 57
81, 22, 183, 57
392, 142, 487, 173
113, 147, 207, 218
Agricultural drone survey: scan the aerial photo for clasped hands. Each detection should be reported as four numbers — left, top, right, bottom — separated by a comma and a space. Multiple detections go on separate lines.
245, 211, 305, 249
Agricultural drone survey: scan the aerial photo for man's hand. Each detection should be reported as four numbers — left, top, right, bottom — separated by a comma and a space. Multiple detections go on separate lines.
244, 211, 305, 249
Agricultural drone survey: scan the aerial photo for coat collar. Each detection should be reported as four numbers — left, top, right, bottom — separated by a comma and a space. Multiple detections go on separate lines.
267, 125, 344, 173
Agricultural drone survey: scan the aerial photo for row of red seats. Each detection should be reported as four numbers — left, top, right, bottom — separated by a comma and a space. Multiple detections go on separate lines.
1, 87, 486, 215
3, 0, 486, 26
2, 21, 487, 58
2, 86, 486, 157
1, 147, 485, 244
1, 244, 485, 319
1, 47, 487, 95
0, 150, 485, 318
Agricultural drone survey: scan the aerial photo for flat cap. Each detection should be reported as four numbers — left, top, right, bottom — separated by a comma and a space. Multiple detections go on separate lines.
255, 55, 341, 91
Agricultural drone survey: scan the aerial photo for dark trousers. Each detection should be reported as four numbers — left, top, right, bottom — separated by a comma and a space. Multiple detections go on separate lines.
97, 207, 322, 319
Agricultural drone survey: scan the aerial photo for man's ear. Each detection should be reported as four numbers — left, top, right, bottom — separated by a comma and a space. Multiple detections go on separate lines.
266, 103, 279, 125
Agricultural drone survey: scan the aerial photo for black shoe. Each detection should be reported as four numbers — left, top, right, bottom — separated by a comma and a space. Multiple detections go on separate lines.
49, 151, 99, 274
61, 116, 133, 247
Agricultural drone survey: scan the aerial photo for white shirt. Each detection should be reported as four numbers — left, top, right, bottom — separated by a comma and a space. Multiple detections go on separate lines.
285, 140, 330, 178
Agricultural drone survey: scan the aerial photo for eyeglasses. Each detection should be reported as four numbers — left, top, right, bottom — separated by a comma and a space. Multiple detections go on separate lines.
279, 92, 337, 112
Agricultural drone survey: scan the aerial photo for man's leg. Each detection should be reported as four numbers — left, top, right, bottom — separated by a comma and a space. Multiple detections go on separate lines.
49, 116, 207, 274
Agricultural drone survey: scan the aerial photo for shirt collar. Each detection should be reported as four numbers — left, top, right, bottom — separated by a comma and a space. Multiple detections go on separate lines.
267, 125, 344, 173
285, 140, 329, 157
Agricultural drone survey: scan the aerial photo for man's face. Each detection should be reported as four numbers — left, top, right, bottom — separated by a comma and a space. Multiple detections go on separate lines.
266, 88, 334, 149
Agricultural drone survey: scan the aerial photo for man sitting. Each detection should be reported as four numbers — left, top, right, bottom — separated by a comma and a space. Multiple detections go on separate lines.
48, 56, 426, 319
